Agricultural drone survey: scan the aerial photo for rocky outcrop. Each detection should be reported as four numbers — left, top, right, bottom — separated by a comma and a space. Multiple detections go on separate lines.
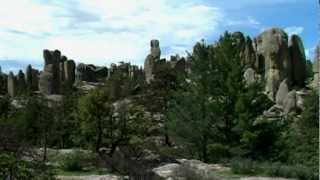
144, 40, 161, 83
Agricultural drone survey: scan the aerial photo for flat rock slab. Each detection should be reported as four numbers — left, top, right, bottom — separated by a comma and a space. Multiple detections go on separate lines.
56, 175, 121, 180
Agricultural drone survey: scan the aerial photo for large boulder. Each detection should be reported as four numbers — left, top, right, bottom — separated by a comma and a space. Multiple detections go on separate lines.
244, 68, 257, 86
289, 35, 306, 87
275, 79, 289, 106
255, 28, 291, 100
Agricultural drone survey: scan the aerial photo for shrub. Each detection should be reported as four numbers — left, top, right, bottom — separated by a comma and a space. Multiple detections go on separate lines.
230, 158, 261, 175
60, 150, 94, 171
208, 143, 229, 163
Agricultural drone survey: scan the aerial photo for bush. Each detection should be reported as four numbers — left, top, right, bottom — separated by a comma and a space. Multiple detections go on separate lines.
230, 158, 261, 175
60, 150, 95, 171
208, 143, 229, 163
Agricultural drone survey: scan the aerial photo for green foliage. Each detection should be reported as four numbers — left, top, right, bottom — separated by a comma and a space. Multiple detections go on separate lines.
167, 33, 272, 163
207, 144, 229, 163
0, 152, 55, 180
283, 91, 319, 170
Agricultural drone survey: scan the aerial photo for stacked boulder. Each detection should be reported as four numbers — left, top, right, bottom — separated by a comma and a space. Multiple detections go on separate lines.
39, 49, 75, 95
144, 40, 161, 83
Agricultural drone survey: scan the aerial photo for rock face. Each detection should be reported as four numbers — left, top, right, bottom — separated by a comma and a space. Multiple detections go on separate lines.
39, 49, 76, 94
144, 40, 161, 83
289, 35, 306, 87
255, 28, 291, 101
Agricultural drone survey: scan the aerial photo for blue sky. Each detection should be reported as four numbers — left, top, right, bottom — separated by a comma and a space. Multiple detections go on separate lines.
0, 0, 318, 72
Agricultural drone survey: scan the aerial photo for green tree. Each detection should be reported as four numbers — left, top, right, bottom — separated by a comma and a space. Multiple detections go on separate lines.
168, 34, 247, 162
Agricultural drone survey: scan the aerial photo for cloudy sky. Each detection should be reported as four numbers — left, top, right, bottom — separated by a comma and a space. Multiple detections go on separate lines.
0, 0, 318, 72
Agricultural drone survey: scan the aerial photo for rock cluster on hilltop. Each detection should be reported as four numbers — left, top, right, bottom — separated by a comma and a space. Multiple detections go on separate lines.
0, 27, 317, 109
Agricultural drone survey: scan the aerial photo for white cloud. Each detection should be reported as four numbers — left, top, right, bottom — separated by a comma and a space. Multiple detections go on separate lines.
226, 16, 261, 29
0, 0, 223, 67
284, 26, 304, 36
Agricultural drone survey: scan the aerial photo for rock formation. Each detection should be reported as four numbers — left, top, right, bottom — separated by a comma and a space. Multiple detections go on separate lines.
7, 72, 17, 97
255, 28, 291, 101
39, 49, 76, 94
144, 40, 161, 83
